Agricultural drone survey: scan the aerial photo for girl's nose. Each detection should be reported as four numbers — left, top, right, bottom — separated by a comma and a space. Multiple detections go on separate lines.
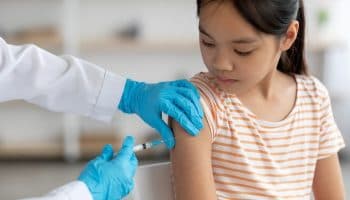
212, 49, 234, 71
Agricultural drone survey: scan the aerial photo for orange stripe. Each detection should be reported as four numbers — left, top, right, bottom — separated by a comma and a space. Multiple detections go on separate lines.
225, 108, 257, 118
215, 178, 313, 190
226, 108, 245, 114
213, 140, 319, 156
213, 172, 313, 186
297, 107, 329, 113
225, 101, 242, 107
212, 164, 315, 178
215, 180, 272, 193
299, 80, 316, 85
297, 87, 317, 92
229, 132, 318, 142
212, 148, 318, 163
225, 107, 323, 119
266, 140, 319, 149
320, 133, 341, 145
230, 116, 253, 123
212, 149, 244, 159
320, 123, 337, 130
298, 95, 327, 102
297, 102, 320, 107
215, 187, 278, 198
216, 187, 312, 199
233, 123, 260, 130
319, 142, 345, 152
217, 123, 319, 134
320, 128, 334, 137
215, 134, 319, 149
258, 117, 320, 129
217, 134, 267, 148
320, 112, 333, 122
212, 156, 316, 170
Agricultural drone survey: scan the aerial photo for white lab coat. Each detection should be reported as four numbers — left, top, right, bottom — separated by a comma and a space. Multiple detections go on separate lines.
20, 181, 93, 200
0, 37, 127, 199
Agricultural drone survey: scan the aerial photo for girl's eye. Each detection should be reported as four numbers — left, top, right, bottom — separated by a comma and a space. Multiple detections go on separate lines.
235, 50, 253, 56
201, 39, 215, 48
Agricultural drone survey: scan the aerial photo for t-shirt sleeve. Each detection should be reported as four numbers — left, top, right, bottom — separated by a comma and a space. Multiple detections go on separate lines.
191, 75, 219, 142
199, 97, 216, 142
316, 83, 345, 160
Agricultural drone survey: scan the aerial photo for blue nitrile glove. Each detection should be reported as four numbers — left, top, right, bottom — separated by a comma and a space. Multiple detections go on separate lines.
78, 136, 138, 200
118, 79, 204, 149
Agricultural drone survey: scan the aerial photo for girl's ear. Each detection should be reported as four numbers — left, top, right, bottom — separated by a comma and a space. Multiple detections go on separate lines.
280, 20, 299, 51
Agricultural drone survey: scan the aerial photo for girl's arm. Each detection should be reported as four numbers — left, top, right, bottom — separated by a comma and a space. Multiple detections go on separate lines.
170, 118, 217, 200
312, 154, 345, 200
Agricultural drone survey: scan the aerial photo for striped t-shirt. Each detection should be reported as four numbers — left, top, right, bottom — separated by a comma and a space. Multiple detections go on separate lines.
190, 72, 345, 200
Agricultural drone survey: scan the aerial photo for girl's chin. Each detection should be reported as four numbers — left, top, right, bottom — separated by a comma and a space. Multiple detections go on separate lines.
216, 78, 238, 86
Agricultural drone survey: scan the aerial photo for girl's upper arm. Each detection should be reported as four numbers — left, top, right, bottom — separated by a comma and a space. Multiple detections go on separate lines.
312, 154, 345, 200
170, 117, 217, 200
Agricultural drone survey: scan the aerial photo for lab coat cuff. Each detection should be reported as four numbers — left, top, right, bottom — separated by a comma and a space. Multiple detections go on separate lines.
47, 181, 93, 200
92, 71, 127, 122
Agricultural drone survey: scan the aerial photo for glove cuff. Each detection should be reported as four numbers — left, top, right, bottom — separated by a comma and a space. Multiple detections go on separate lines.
118, 79, 140, 114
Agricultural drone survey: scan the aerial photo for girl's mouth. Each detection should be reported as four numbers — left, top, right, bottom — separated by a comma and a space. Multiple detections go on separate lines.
216, 76, 238, 85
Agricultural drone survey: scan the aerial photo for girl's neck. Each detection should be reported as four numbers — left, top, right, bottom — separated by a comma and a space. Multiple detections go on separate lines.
237, 70, 297, 122
241, 69, 283, 101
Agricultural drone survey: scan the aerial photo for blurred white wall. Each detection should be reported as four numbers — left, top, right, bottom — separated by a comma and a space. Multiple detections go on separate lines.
0, 0, 206, 158
305, 0, 350, 151
0, 0, 199, 42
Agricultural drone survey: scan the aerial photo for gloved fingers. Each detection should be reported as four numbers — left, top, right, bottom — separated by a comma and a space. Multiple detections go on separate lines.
97, 144, 114, 161
130, 153, 138, 177
128, 180, 135, 195
176, 87, 204, 119
130, 153, 138, 167
160, 100, 199, 136
154, 119, 175, 149
115, 136, 135, 159
170, 79, 200, 98
170, 90, 203, 130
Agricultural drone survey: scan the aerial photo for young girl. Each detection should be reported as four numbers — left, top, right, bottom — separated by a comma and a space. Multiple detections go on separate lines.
170, 0, 346, 199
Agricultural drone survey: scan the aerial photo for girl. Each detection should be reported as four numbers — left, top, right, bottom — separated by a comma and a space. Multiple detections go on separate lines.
170, 0, 346, 199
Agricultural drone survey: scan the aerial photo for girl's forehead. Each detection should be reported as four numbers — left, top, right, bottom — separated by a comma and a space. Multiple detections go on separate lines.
199, 1, 260, 41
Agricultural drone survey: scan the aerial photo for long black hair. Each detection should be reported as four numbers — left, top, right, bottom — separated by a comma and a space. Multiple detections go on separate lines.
197, 0, 308, 75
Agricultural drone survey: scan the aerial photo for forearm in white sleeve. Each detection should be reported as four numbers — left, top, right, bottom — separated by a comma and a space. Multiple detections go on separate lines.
0, 37, 126, 122
18, 181, 93, 200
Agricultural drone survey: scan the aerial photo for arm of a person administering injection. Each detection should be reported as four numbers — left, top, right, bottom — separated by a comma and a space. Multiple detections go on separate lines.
169, 117, 217, 200
312, 154, 346, 200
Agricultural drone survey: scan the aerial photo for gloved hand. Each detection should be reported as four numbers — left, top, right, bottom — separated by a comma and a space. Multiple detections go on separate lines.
118, 79, 204, 149
78, 136, 138, 200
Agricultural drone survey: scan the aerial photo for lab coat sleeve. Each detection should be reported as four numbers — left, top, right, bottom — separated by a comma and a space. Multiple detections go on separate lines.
18, 181, 93, 200
0, 37, 126, 122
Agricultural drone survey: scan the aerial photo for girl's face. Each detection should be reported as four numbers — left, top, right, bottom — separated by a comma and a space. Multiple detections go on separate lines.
199, 1, 283, 95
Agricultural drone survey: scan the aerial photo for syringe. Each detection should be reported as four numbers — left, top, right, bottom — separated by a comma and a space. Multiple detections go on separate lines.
132, 138, 165, 152
113, 138, 165, 158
